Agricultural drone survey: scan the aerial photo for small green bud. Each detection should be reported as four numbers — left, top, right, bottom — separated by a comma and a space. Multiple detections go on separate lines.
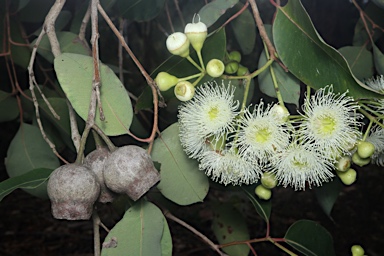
155, 72, 179, 91
228, 51, 241, 62
352, 152, 370, 167
206, 59, 225, 78
255, 185, 272, 200
236, 64, 249, 76
166, 32, 190, 57
224, 61, 239, 74
174, 81, 195, 101
261, 172, 277, 189
337, 168, 357, 185
184, 21, 207, 52
357, 141, 375, 159
351, 245, 365, 256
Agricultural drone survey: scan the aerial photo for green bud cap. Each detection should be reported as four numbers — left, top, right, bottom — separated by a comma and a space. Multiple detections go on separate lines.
335, 156, 351, 172
337, 168, 357, 185
228, 51, 241, 62
206, 59, 225, 78
357, 141, 375, 159
225, 61, 239, 74
236, 64, 249, 76
352, 152, 371, 167
255, 185, 272, 200
174, 81, 195, 101
184, 21, 207, 52
155, 72, 179, 91
261, 172, 277, 189
166, 32, 190, 57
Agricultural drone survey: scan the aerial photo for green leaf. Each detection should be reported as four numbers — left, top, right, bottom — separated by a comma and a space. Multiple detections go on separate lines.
10, 18, 31, 69
160, 215, 173, 256
0, 168, 53, 202
118, 0, 166, 22
372, 0, 384, 9
285, 220, 336, 256
34, 31, 91, 63
54, 53, 133, 136
198, 0, 239, 28
258, 49, 300, 106
101, 200, 164, 256
4, 123, 60, 198
212, 203, 250, 256
241, 185, 271, 222
272, 0, 383, 99
373, 44, 384, 75
338, 46, 374, 81
314, 179, 343, 219
151, 123, 209, 205
0, 90, 19, 122
230, 4, 256, 55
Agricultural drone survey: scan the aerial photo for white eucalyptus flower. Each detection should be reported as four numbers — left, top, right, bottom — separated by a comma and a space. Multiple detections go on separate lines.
365, 75, 384, 93
236, 102, 291, 165
178, 81, 239, 159
298, 86, 361, 159
199, 147, 262, 186
270, 141, 334, 190
366, 125, 384, 166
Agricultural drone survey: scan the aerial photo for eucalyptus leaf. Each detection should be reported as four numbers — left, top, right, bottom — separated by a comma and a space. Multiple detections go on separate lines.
160, 215, 173, 256
338, 46, 374, 81
0, 168, 53, 202
212, 203, 250, 256
241, 185, 271, 222
4, 123, 60, 198
118, 0, 166, 22
34, 32, 91, 63
54, 53, 133, 136
272, 0, 383, 99
151, 123, 209, 205
373, 44, 384, 75
101, 200, 164, 256
198, 0, 239, 28
0, 90, 19, 122
285, 219, 336, 256
230, 3, 256, 55
314, 179, 343, 219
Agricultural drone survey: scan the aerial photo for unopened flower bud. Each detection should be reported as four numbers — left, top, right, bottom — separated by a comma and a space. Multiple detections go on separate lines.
155, 72, 179, 91
166, 32, 190, 57
206, 59, 225, 78
184, 21, 207, 52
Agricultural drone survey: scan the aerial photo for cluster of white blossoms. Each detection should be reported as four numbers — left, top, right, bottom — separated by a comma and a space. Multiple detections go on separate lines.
178, 81, 363, 190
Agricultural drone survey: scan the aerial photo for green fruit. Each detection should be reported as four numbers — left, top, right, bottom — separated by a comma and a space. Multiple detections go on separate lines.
174, 81, 195, 101
357, 141, 375, 159
224, 61, 239, 74
228, 51, 241, 62
236, 64, 249, 76
352, 152, 370, 167
255, 185, 272, 200
155, 72, 179, 91
337, 168, 357, 185
351, 245, 365, 256
206, 59, 225, 78
261, 172, 277, 189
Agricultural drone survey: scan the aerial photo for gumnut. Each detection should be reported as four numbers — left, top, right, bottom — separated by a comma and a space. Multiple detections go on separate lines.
103, 145, 160, 201
174, 81, 195, 101
155, 72, 179, 91
47, 163, 100, 220
184, 20, 207, 52
206, 59, 225, 78
84, 147, 115, 203
352, 152, 370, 167
237, 64, 249, 76
225, 61, 239, 74
335, 155, 351, 172
166, 32, 190, 57
255, 184, 272, 200
228, 51, 241, 62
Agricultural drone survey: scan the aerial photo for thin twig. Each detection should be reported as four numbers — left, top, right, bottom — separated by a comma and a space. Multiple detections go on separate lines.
174, 0, 185, 28
164, 211, 228, 256
118, 17, 125, 83
92, 210, 101, 256
248, 0, 277, 60
165, 2, 175, 33
67, 100, 81, 152
79, 1, 91, 42
27, 0, 68, 164
97, 3, 160, 148
220, 1, 249, 29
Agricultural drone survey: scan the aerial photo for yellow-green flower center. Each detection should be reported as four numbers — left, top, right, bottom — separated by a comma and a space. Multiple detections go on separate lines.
254, 127, 271, 143
314, 114, 336, 136
208, 106, 219, 121
292, 156, 308, 170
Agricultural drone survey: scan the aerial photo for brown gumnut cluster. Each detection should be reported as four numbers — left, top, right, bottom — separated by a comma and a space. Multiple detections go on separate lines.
47, 145, 160, 220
